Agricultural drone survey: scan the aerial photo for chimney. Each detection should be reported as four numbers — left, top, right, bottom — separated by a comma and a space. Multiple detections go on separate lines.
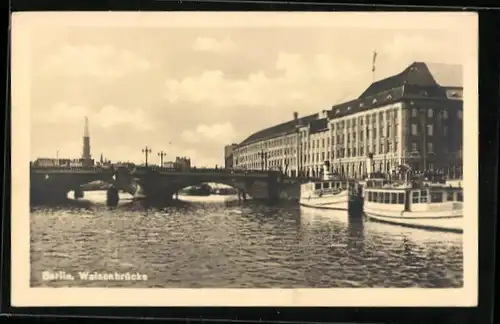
293, 111, 300, 127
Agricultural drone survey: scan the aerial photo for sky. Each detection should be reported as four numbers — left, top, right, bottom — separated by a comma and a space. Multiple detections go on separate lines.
19, 12, 472, 167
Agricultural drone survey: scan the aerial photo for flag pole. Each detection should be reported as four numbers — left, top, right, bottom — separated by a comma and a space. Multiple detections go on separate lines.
372, 50, 377, 83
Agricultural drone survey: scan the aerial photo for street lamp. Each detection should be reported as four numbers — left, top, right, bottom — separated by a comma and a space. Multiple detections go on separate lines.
142, 146, 152, 166
158, 151, 167, 167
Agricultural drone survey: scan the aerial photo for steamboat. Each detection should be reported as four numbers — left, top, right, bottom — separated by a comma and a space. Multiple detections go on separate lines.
362, 169, 463, 233
299, 161, 360, 211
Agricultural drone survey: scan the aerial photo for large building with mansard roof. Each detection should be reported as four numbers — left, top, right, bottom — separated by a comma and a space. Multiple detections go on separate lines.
230, 61, 463, 179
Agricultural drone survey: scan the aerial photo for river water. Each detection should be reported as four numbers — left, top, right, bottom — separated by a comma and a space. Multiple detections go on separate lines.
30, 192, 463, 288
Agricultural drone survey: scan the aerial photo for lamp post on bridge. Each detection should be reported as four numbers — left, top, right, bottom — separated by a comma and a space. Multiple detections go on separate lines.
142, 146, 152, 166
158, 151, 166, 167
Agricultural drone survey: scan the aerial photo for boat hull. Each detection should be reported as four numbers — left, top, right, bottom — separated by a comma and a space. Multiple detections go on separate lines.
364, 208, 463, 233
299, 191, 349, 211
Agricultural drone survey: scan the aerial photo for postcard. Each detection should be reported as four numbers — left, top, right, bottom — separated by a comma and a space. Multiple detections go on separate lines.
11, 11, 478, 307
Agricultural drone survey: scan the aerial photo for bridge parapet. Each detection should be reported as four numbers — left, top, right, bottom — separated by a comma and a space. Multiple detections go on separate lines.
31, 166, 114, 174
130, 166, 280, 178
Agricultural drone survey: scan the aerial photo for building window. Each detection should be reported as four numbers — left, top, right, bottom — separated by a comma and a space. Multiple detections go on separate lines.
412, 142, 417, 152
360, 130, 364, 139
412, 108, 417, 117
353, 148, 357, 156
380, 144, 384, 154
360, 147, 364, 156
428, 108, 433, 118
427, 124, 433, 136
428, 143, 433, 153
458, 110, 463, 119
443, 126, 448, 136
394, 142, 398, 152
411, 124, 418, 135
443, 110, 448, 119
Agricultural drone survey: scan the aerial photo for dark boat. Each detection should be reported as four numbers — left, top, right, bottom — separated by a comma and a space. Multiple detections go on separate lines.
182, 184, 212, 196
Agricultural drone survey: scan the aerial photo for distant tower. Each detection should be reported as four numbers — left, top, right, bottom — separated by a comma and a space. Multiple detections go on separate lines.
82, 117, 91, 164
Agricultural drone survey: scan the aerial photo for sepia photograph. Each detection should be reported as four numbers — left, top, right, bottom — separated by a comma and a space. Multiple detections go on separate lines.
11, 11, 478, 307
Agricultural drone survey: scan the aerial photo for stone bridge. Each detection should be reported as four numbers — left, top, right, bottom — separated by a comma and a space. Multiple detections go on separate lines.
125, 167, 301, 202
30, 166, 124, 204
30, 165, 302, 205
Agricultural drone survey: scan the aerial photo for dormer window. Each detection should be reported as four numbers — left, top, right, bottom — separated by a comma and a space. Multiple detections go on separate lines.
359, 102, 364, 108
372, 98, 377, 104
336, 109, 340, 114
420, 91, 428, 96
347, 106, 352, 111
386, 94, 393, 100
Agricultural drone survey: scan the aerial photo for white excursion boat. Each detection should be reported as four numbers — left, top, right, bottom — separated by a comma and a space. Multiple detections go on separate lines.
363, 176, 463, 233
299, 162, 357, 211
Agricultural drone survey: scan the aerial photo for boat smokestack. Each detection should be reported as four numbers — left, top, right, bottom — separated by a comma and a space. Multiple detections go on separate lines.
322, 160, 332, 180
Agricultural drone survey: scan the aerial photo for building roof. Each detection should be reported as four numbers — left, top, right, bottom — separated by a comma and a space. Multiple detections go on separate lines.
309, 118, 328, 134
359, 62, 461, 98
236, 61, 462, 148
239, 113, 318, 146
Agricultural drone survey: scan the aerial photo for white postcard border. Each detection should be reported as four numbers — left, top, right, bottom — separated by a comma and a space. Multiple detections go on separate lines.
11, 11, 478, 307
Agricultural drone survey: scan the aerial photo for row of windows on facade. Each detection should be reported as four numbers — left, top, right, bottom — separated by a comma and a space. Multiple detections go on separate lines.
237, 138, 440, 167
302, 105, 454, 134
366, 190, 463, 205
236, 108, 462, 155
410, 107, 462, 119
236, 107, 461, 155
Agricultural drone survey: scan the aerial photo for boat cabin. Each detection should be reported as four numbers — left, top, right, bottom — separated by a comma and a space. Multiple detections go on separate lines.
364, 185, 463, 212
302, 177, 355, 195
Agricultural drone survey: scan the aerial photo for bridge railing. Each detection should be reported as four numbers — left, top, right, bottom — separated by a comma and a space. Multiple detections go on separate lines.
31, 165, 113, 173
132, 166, 280, 176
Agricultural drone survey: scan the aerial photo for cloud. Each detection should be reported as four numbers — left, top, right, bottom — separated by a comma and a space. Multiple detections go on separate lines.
95, 105, 152, 131
164, 52, 362, 109
380, 34, 465, 65
181, 122, 238, 144
192, 37, 237, 54
40, 44, 151, 78
32, 102, 152, 131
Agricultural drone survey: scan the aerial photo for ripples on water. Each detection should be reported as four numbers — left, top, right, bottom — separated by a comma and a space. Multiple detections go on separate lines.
30, 193, 463, 288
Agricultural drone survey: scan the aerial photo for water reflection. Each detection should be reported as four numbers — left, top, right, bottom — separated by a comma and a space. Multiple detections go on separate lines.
30, 198, 463, 288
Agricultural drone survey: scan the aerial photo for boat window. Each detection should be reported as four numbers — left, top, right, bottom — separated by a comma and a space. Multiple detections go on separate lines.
384, 192, 390, 204
391, 193, 398, 204
446, 191, 454, 201
430, 192, 443, 203
398, 193, 405, 204
323, 182, 330, 189
411, 191, 420, 204
457, 192, 463, 201
315, 183, 321, 190
420, 190, 428, 203
377, 192, 383, 203
367, 192, 372, 202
